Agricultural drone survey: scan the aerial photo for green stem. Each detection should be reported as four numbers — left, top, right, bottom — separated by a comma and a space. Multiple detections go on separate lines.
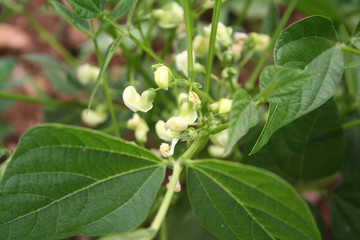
150, 162, 183, 232
341, 45, 360, 56
245, 0, 299, 90
2, 0, 78, 66
0, 90, 86, 108
343, 119, 360, 130
204, 0, 222, 94
126, 0, 139, 31
92, 26, 120, 137
183, 0, 195, 84
159, 220, 167, 240
210, 123, 229, 134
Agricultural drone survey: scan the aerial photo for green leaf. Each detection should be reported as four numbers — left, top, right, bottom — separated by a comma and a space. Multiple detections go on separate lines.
244, 99, 344, 184
66, 0, 105, 19
330, 175, 360, 240
187, 159, 321, 240
341, 119, 360, 179
51, 1, 90, 35
97, 0, 133, 34
351, 21, 360, 49
0, 57, 15, 82
283, 0, 343, 21
89, 36, 123, 108
22, 54, 81, 95
225, 89, 258, 154
260, 1, 279, 37
251, 16, 343, 154
343, 58, 360, 70
259, 65, 316, 104
0, 124, 165, 240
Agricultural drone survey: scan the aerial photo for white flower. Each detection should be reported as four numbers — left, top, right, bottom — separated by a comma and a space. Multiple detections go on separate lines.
188, 91, 201, 108
154, 65, 172, 90
122, 86, 156, 112
204, 22, 233, 47
166, 101, 197, 132
156, 120, 181, 141
76, 64, 100, 85
153, 2, 184, 29
81, 106, 108, 127
218, 98, 232, 114
192, 35, 209, 58
175, 50, 195, 77
127, 113, 149, 143
127, 113, 141, 130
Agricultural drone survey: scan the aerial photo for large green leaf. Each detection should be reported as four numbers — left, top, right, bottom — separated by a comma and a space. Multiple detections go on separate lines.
244, 99, 344, 184
51, 1, 90, 35
251, 16, 343, 154
259, 65, 315, 104
66, 0, 105, 19
187, 159, 320, 240
0, 124, 165, 240
225, 89, 258, 154
330, 175, 360, 240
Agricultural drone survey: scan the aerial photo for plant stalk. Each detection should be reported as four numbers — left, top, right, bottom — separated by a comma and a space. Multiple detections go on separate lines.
183, 0, 195, 84
341, 45, 360, 56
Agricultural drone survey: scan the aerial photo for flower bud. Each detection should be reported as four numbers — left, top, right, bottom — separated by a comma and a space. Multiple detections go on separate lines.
175, 50, 195, 77
122, 86, 156, 112
210, 129, 229, 148
209, 102, 219, 113
135, 119, 149, 143
188, 91, 201, 108
177, 93, 188, 104
153, 2, 184, 29
154, 65, 172, 90
208, 144, 229, 158
77, 64, 100, 85
192, 35, 209, 58
127, 113, 141, 130
248, 32, 270, 53
234, 32, 248, 44
160, 143, 172, 157
204, 22, 233, 47
155, 120, 181, 141
218, 98, 232, 114
81, 107, 108, 127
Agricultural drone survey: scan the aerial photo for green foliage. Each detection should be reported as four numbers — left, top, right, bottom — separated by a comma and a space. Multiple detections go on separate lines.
244, 99, 344, 184
352, 21, 360, 49
66, 0, 105, 19
50, 1, 90, 35
187, 159, 321, 240
225, 89, 258, 154
0, 125, 165, 240
341, 123, 360, 179
251, 16, 344, 154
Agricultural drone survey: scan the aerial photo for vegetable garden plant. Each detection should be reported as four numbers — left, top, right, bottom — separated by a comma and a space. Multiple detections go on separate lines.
1, 0, 360, 239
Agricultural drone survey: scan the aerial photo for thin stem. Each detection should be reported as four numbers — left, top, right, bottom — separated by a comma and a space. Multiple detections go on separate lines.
126, 0, 139, 31
210, 123, 229, 134
245, 0, 299, 90
150, 162, 183, 232
3, 0, 78, 66
343, 119, 360, 130
341, 44, 360, 56
183, 0, 195, 83
204, 0, 222, 94
92, 29, 120, 137
0, 90, 86, 108
159, 218, 167, 240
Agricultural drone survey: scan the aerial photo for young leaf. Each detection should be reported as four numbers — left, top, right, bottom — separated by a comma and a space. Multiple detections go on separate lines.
330, 175, 360, 240
244, 99, 344, 184
259, 65, 316, 103
66, 0, 105, 19
0, 124, 165, 240
351, 21, 360, 49
50, 1, 90, 35
89, 36, 124, 109
251, 16, 343, 154
225, 89, 258, 154
187, 159, 321, 240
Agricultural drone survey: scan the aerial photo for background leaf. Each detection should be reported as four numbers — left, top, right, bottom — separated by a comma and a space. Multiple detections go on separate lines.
259, 65, 316, 104
244, 99, 344, 184
330, 175, 360, 240
187, 159, 320, 240
251, 16, 343, 154
260, 1, 279, 37
51, 1, 90, 35
66, 0, 105, 19
0, 124, 165, 240
225, 89, 258, 154
352, 21, 360, 49
0, 57, 15, 82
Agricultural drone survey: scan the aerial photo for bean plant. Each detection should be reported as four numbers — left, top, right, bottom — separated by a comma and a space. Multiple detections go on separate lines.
1, 0, 360, 239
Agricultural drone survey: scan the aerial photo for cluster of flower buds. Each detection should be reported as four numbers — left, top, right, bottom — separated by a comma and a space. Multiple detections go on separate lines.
231, 32, 248, 58
152, 2, 184, 29
203, 22, 233, 48
81, 104, 108, 127
210, 98, 232, 114
127, 113, 149, 143
77, 64, 100, 85
208, 129, 230, 158
245, 32, 270, 53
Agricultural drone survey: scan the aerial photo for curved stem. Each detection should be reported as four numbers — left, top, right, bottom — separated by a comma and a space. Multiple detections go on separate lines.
204, 0, 222, 94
